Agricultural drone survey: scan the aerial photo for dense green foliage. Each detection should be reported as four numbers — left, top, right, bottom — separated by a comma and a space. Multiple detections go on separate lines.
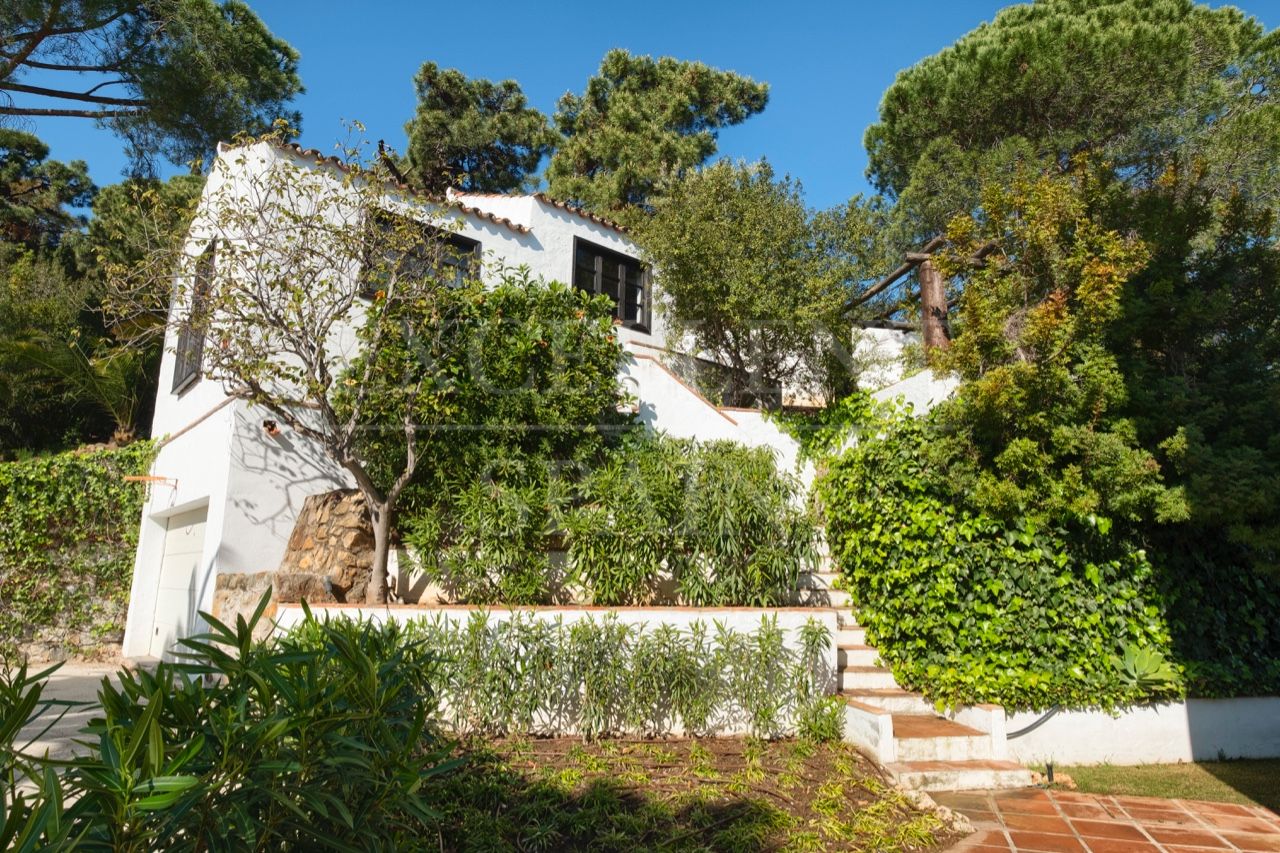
819, 399, 1280, 709
546, 49, 769, 214
1, 600, 456, 850
0, 130, 94, 251
403, 434, 816, 608
636, 160, 850, 406
818, 404, 1184, 712
2, 0, 303, 172
403, 62, 556, 196
4, 611, 942, 852
291, 610, 839, 741
865, 0, 1279, 212
564, 436, 816, 607
0, 442, 153, 658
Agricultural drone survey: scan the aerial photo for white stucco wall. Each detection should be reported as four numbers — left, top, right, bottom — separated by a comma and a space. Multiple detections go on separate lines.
1005, 698, 1280, 765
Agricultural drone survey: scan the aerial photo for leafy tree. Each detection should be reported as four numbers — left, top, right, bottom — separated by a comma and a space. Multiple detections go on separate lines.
0, 247, 101, 453
403, 62, 556, 196
546, 49, 768, 214
862, 0, 1280, 579
89, 173, 204, 272
1, 0, 303, 172
636, 160, 842, 407
0, 129, 94, 250
865, 0, 1278, 208
933, 164, 1185, 526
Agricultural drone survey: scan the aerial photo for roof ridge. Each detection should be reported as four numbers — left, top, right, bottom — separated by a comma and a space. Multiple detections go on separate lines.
215, 139, 531, 235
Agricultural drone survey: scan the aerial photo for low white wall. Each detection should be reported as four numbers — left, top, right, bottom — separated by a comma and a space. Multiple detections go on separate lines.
1005, 697, 1280, 765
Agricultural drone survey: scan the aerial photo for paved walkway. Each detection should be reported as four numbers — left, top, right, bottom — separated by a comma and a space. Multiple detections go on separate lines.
17, 662, 122, 762
937, 788, 1280, 852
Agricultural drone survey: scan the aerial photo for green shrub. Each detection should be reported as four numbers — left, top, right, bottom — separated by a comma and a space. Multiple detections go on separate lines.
405, 433, 817, 607
340, 611, 838, 741
0, 441, 154, 658
7, 597, 457, 851
817, 404, 1183, 712
817, 399, 1280, 710
566, 435, 818, 606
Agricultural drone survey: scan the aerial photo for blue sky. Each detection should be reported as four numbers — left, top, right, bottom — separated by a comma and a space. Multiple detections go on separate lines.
18, 0, 1280, 212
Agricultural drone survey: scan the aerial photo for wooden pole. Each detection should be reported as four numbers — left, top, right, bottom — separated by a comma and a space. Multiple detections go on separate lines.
918, 258, 951, 352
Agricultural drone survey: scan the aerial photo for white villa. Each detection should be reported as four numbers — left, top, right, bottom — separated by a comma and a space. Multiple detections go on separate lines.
120, 140, 830, 660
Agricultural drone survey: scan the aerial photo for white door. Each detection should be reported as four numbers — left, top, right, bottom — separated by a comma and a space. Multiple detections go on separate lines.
148, 507, 207, 658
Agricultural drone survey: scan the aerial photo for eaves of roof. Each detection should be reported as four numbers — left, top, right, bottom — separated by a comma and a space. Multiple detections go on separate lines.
221, 140, 533, 235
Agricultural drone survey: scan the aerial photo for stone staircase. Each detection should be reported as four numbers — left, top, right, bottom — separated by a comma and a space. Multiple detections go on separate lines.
797, 568, 1033, 793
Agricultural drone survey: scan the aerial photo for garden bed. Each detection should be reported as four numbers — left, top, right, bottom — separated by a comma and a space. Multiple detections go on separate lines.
423, 737, 960, 851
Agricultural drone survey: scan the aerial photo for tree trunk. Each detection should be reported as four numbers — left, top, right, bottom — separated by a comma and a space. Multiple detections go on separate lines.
918, 258, 952, 353
366, 500, 392, 605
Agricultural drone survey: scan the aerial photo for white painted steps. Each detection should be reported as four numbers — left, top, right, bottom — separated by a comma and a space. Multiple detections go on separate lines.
793, 566, 1031, 792
887, 760, 1033, 792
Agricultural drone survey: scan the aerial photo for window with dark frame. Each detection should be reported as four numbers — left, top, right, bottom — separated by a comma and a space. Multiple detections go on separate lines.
572, 237, 649, 330
360, 212, 481, 297
171, 241, 214, 394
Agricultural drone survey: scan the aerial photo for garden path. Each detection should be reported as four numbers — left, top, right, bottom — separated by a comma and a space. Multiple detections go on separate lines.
939, 787, 1280, 852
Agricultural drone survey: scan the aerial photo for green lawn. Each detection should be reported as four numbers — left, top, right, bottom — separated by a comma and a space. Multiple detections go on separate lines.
1051, 760, 1280, 812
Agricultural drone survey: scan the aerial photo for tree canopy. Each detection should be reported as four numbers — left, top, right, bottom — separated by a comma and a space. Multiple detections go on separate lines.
1, 0, 303, 172
637, 160, 846, 407
546, 50, 768, 215
865, 0, 1279, 223
0, 129, 93, 250
403, 62, 556, 196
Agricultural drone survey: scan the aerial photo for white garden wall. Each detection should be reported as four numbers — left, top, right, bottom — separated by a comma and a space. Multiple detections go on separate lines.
1005, 698, 1280, 765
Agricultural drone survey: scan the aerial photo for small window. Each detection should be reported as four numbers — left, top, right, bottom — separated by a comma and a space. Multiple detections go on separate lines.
572, 238, 649, 330
172, 242, 214, 394
360, 212, 480, 296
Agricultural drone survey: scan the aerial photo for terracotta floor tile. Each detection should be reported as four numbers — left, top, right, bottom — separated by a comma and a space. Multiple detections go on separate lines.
1080, 839, 1160, 853
938, 792, 996, 812
1201, 815, 1280, 834
1001, 813, 1074, 835
962, 809, 1000, 826
997, 797, 1063, 816
1056, 802, 1111, 820
1218, 831, 1280, 852
1048, 791, 1104, 805
1005, 831, 1087, 853
951, 829, 1013, 851
1193, 802, 1261, 818
1128, 806, 1203, 826
1068, 818, 1149, 841
1164, 847, 1244, 853
1144, 826, 1232, 848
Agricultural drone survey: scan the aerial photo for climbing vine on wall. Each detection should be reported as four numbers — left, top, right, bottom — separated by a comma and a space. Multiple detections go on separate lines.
0, 441, 155, 659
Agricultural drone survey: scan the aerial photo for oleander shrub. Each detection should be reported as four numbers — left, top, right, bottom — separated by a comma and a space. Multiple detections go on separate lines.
292, 610, 838, 741
4, 597, 457, 851
0, 441, 154, 658
404, 434, 818, 607
565, 435, 818, 606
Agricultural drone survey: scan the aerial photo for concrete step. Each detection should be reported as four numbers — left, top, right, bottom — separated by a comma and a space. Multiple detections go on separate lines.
840, 665, 898, 691
834, 626, 866, 646
892, 714, 991, 762
837, 644, 880, 668
842, 688, 937, 715
886, 760, 1033, 792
